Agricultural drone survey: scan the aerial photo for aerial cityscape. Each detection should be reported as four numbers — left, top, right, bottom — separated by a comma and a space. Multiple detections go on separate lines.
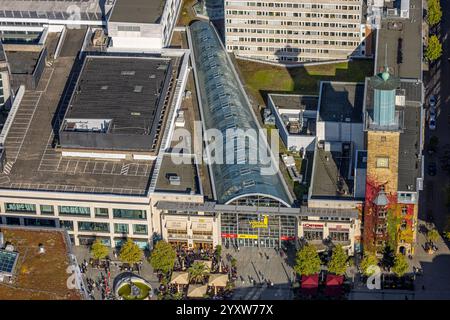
0, 0, 448, 303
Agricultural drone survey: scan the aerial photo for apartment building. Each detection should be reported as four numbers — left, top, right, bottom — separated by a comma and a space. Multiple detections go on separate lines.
224, 0, 367, 63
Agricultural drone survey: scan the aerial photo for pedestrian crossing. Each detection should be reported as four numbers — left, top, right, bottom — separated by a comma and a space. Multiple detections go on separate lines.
3, 161, 14, 175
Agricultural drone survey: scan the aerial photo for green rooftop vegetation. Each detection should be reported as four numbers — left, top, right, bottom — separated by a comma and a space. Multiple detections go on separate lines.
236, 59, 374, 105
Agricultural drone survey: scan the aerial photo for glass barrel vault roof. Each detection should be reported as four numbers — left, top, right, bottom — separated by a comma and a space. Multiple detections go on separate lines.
189, 21, 292, 206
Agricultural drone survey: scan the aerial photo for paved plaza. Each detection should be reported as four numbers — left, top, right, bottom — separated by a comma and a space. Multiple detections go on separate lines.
72, 246, 159, 300
350, 218, 450, 300
224, 247, 295, 300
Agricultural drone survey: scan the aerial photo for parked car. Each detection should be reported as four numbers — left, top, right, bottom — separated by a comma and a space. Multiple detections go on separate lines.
428, 162, 437, 176
429, 112, 436, 130
429, 95, 437, 108
429, 118, 436, 130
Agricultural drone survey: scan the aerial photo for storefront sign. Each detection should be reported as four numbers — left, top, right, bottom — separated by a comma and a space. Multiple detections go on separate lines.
166, 220, 187, 230
192, 221, 213, 232
250, 215, 268, 228
280, 236, 296, 241
303, 223, 324, 229
237, 234, 258, 239
221, 233, 238, 238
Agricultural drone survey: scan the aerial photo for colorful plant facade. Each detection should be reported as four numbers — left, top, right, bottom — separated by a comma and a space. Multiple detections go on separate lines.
363, 175, 415, 255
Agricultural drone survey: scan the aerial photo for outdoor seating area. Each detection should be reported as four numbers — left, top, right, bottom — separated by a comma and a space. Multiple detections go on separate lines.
157, 246, 236, 300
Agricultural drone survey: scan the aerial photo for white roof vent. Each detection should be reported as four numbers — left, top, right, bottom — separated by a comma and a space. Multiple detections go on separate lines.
169, 175, 181, 185
38, 243, 45, 254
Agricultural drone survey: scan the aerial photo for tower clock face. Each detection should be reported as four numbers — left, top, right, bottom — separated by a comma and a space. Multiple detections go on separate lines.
376, 157, 389, 168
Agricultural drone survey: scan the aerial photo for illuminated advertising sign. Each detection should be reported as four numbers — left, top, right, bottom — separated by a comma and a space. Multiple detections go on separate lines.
249, 215, 268, 228
237, 234, 258, 239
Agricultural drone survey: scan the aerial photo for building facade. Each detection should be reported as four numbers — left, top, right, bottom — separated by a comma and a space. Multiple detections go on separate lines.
224, 0, 367, 63
107, 0, 182, 50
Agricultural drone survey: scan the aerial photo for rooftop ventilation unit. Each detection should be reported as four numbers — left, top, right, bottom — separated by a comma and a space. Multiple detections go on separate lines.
169, 175, 181, 186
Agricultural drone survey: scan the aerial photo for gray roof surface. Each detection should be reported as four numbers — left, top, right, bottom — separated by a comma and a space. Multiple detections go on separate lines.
156, 201, 359, 219
109, 0, 166, 24
61, 55, 172, 152
375, 0, 422, 79
269, 94, 318, 111
0, 0, 104, 21
6, 50, 41, 75
0, 33, 189, 195
318, 82, 365, 123
155, 154, 200, 194
397, 103, 422, 192
311, 147, 354, 199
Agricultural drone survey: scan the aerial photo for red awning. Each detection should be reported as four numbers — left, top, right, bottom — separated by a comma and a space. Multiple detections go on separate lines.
301, 274, 319, 288
325, 275, 344, 297
301, 274, 319, 296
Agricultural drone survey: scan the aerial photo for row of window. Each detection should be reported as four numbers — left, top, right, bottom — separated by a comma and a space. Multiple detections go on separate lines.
227, 1, 360, 10
303, 230, 350, 241
232, 37, 360, 47
226, 10, 360, 21
226, 28, 361, 38
227, 19, 359, 29
4, 203, 147, 220
60, 220, 148, 235
227, 46, 351, 56
117, 25, 141, 32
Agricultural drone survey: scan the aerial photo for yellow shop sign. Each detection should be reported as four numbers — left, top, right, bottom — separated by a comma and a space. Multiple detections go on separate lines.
237, 234, 258, 239
249, 215, 268, 228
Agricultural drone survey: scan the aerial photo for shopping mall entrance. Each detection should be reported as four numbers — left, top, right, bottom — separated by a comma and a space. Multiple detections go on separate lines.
221, 212, 297, 249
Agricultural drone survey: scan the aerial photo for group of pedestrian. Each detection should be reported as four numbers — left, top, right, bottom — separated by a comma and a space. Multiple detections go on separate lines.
84, 272, 114, 300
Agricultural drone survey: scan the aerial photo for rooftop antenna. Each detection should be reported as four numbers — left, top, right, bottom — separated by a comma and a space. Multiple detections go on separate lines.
381, 44, 390, 81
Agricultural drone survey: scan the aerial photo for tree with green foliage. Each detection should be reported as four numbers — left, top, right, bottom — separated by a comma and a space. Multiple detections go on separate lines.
381, 245, 395, 270
119, 239, 143, 265
327, 245, 348, 275
188, 261, 209, 284
90, 239, 109, 260
171, 291, 184, 300
294, 244, 321, 276
427, 229, 440, 244
425, 35, 443, 61
215, 245, 222, 259
427, 0, 442, 26
392, 254, 409, 277
444, 231, 450, 241
149, 240, 177, 274
360, 253, 379, 276
230, 257, 237, 268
